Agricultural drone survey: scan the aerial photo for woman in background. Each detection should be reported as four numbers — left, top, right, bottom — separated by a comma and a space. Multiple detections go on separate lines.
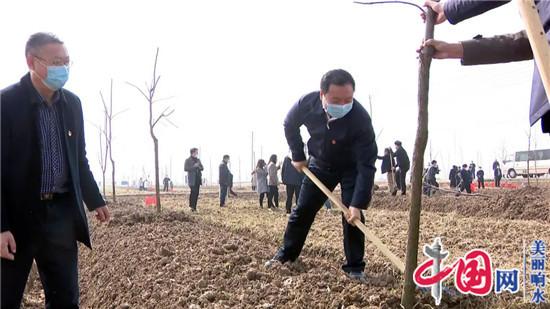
252, 159, 268, 208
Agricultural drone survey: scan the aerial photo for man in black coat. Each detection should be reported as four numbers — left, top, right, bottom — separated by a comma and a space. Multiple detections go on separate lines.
449, 165, 458, 188
469, 161, 476, 180
218, 155, 233, 207
423, 0, 550, 134
392, 140, 410, 196
494, 163, 503, 188
281, 155, 305, 214
460, 164, 472, 193
476, 167, 485, 189
266, 69, 377, 283
1, 32, 110, 308
184, 148, 204, 212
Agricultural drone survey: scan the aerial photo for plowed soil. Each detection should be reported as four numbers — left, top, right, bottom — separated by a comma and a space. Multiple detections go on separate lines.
21, 186, 550, 308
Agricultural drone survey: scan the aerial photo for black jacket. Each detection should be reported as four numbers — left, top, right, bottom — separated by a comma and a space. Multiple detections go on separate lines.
219, 162, 232, 186
460, 169, 472, 185
184, 156, 203, 187
377, 153, 395, 174
394, 147, 410, 171
281, 156, 304, 186
284, 91, 377, 208
445, 0, 549, 131
449, 168, 458, 186
476, 170, 484, 179
1, 74, 105, 248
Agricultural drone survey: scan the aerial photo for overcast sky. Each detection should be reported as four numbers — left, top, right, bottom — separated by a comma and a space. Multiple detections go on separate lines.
2, 0, 549, 185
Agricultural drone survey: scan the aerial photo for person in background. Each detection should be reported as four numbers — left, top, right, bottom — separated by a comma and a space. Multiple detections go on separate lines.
460, 164, 472, 193
218, 154, 232, 207
163, 175, 171, 192
469, 161, 476, 180
377, 147, 396, 193
252, 159, 268, 208
282, 154, 304, 214
449, 165, 458, 189
267, 154, 280, 209
392, 140, 410, 196
494, 163, 503, 188
492, 159, 500, 172
184, 148, 204, 212
139, 177, 145, 191
425, 160, 440, 196
476, 167, 485, 189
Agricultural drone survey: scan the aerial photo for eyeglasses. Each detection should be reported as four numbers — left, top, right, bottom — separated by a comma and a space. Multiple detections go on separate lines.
34, 55, 73, 68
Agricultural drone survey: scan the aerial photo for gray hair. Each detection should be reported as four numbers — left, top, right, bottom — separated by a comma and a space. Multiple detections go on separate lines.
25, 32, 64, 56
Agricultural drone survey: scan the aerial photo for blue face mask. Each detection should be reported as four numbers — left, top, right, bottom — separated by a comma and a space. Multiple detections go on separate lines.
42, 65, 69, 90
326, 101, 353, 119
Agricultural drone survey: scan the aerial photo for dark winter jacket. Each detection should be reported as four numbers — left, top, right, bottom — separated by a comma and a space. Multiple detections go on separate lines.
445, 0, 550, 132
281, 156, 304, 186
184, 156, 203, 187
394, 147, 410, 171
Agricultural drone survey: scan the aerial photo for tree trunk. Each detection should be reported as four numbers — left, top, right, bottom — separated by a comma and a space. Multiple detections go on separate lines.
401, 5, 437, 308
154, 137, 161, 212
111, 160, 116, 202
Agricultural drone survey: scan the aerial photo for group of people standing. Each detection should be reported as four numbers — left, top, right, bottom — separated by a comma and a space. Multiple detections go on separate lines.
251, 154, 304, 214
377, 140, 410, 196
448, 159, 503, 194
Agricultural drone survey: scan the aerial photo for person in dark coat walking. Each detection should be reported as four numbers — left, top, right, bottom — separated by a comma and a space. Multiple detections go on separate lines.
184, 148, 204, 212
425, 160, 440, 196
282, 155, 305, 214
266, 69, 377, 283
218, 155, 233, 207
469, 161, 476, 180
460, 164, 472, 193
449, 165, 458, 188
476, 167, 485, 189
494, 163, 503, 187
422, 0, 550, 134
1, 32, 110, 308
377, 147, 396, 192
163, 175, 171, 192
392, 140, 410, 196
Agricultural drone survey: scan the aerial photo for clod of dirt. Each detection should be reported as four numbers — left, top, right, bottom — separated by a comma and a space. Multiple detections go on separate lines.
200, 291, 217, 303
117, 304, 130, 309
283, 278, 293, 286
246, 269, 261, 281
223, 243, 239, 252
188, 304, 201, 309
158, 247, 174, 257
210, 248, 225, 255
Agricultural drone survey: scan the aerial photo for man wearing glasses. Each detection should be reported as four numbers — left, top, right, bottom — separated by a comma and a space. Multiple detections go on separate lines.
1, 32, 110, 308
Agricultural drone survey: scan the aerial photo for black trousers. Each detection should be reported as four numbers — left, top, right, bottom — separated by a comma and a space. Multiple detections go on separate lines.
461, 182, 472, 193
267, 185, 279, 208
259, 192, 267, 207
495, 176, 501, 187
477, 177, 485, 189
277, 162, 366, 273
219, 185, 228, 206
285, 184, 301, 214
189, 185, 200, 210
1, 196, 79, 309
394, 168, 408, 194
163, 184, 169, 192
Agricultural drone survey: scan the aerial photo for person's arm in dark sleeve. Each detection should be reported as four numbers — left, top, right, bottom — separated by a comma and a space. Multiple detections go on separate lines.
444, 0, 509, 25
76, 98, 106, 211
198, 160, 204, 171
350, 120, 378, 210
184, 158, 192, 172
1, 100, 11, 232
462, 31, 533, 65
284, 98, 306, 162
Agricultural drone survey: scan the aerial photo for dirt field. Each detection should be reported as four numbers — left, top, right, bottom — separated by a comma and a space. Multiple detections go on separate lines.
22, 186, 550, 308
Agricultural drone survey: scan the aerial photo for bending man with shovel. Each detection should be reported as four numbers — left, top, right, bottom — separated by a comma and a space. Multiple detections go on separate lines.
266, 69, 378, 282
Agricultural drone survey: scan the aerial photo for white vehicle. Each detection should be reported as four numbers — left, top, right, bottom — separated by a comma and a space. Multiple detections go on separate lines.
503, 149, 550, 178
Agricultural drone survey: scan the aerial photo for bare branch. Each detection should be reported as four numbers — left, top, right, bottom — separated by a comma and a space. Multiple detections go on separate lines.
126, 82, 150, 102
152, 106, 175, 128
112, 107, 131, 119
152, 96, 175, 104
